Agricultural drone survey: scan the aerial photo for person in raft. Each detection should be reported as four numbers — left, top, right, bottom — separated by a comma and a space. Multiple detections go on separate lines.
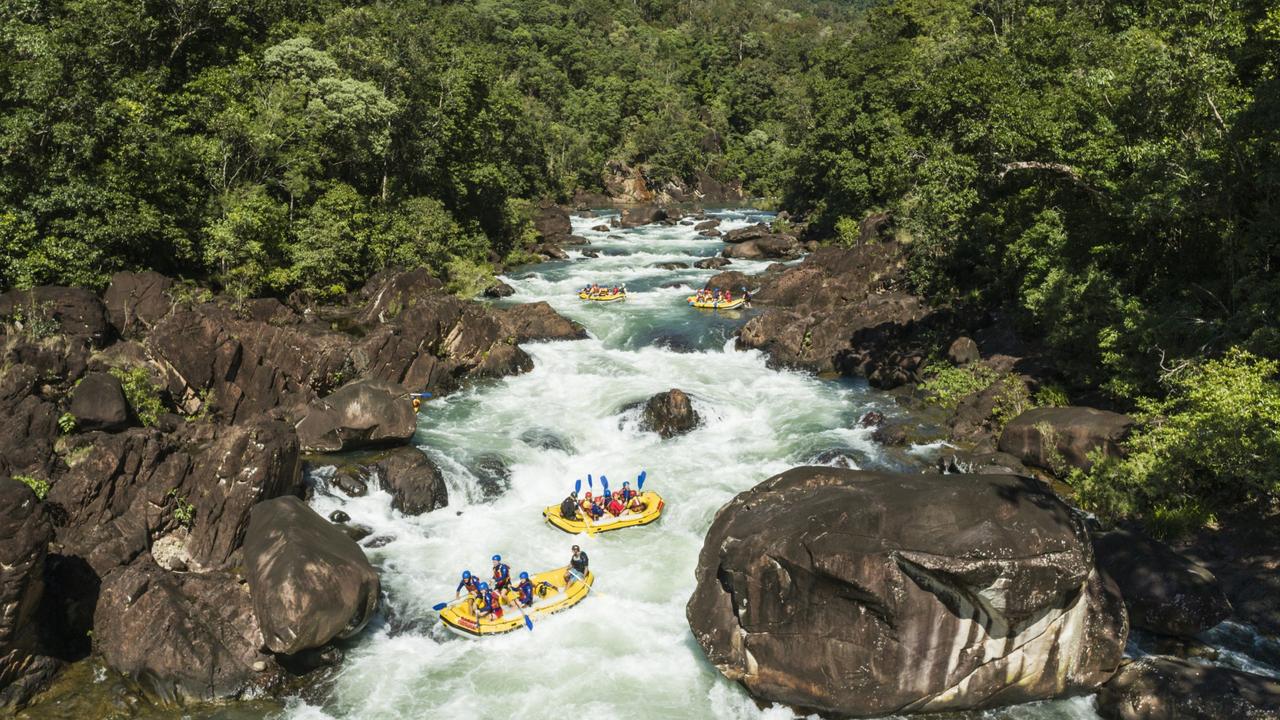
513, 572, 555, 607
619, 481, 638, 504
605, 490, 625, 516
588, 494, 606, 520
475, 582, 503, 620
456, 569, 480, 598
564, 544, 589, 584
627, 493, 648, 513
560, 490, 580, 520
491, 555, 512, 591
579, 491, 595, 514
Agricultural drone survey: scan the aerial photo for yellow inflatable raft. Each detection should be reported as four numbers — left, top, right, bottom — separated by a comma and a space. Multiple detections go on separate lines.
579, 291, 626, 302
543, 492, 665, 534
687, 296, 746, 310
439, 566, 594, 637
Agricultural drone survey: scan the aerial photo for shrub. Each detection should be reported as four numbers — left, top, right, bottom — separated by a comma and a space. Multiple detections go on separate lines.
168, 489, 196, 528
444, 257, 495, 298
110, 366, 165, 427
919, 362, 999, 411
14, 474, 50, 500
58, 412, 77, 434
1074, 348, 1280, 537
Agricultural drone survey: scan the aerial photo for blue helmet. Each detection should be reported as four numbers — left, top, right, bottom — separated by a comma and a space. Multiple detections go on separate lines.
519, 571, 529, 580
604, 490, 612, 498
462, 570, 472, 579
492, 554, 501, 562
479, 582, 489, 590
623, 481, 630, 487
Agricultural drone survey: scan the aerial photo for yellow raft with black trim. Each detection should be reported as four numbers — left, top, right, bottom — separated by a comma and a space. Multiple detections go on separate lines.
579, 291, 626, 302
543, 492, 665, 534
439, 566, 593, 637
687, 296, 746, 310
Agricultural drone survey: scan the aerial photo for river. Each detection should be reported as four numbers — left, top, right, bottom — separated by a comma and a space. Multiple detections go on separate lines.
286, 210, 1272, 720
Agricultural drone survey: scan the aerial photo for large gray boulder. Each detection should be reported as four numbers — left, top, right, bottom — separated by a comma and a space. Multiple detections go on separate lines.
640, 389, 700, 439
295, 379, 416, 453
1097, 655, 1280, 720
0, 480, 61, 708
375, 447, 448, 516
243, 496, 380, 656
68, 371, 132, 432
999, 406, 1134, 472
1093, 529, 1231, 637
94, 561, 276, 704
687, 467, 1127, 717
620, 206, 667, 228
102, 271, 174, 337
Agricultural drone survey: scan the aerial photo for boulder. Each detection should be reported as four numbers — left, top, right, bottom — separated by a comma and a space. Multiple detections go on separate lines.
94, 561, 276, 704
242, 496, 380, 656
620, 206, 668, 228
102, 271, 174, 336
998, 407, 1134, 472
653, 262, 689, 270
1097, 656, 1280, 720
375, 447, 448, 516
694, 219, 721, 232
704, 271, 751, 295
1093, 530, 1231, 637
295, 379, 416, 453
67, 371, 132, 432
497, 302, 587, 343
535, 244, 569, 260
470, 455, 511, 501
722, 235, 802, 261
0, 286, 112, 347
533, 204, 572, 243
560, 235, 590, 246
699, 229, 722, 237
947, 336, 981, 365
0, 365, 61, 478
694, 257, 731, 270
0, 479, 61, 708
483, 281, 515, 299
937, 450, 1029, 476
591, 224, 610, 232
687, 467, 1127, 717
640, 389, 700, 439
722, 223, 770, 244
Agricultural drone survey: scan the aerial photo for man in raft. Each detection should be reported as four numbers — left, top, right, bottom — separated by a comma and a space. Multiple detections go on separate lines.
560, 491, 580, 520
492, 555, 512, 591
455, 570, 480, 598
564, 544, 589, 585
475, 582, 503, 620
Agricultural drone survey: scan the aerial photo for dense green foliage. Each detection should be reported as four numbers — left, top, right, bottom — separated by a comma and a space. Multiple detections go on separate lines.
109, 366, 163, 427
14, 474, 50, 501
1076, 349, 1280, 536
1, 0, 861, 296
789, 0, 1280, 401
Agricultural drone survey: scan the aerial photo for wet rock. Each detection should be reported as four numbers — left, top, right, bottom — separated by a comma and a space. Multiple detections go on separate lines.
581, 250, 600, 259
103, 271, 175, 337
375, 447, 448, 516
364, 536, 394, 549
534, 244, 569, 260
620, 206, 668, 228
721, 235, 801, 260
519, 428, 575, 453
0, 286, 112, 347
858, 410, 886, 428
699, 229, 722, 237
947, 336, 981, 365
94, 561, 277, 704
533, 204, 572, 243
1096, 655, 1280, 720
694, 219, 721, 231
640, 389, 700, 439
937, 450, 1029, 476
1094, 529, 1231, 637
328, 510, 351, 524
497, 302, 587, 343
471, 455, 512, 501
687, 467, 1128, 717
243, 496, 380, 656
871, 421, 910, 446
560, 235, 590, 246
722, 223, 770, 244
0, 479, 61, 708
483, 281, 515, 298
694, 257, 731, 270
296, 379, 416, 453
342, 524, 373, 543
329, 466, 369, 497
810, 448, 862, 469
999, 407, 1135, 473
67, 371, 132, 432
653, 262, 690, 270
591, 224, 610, 232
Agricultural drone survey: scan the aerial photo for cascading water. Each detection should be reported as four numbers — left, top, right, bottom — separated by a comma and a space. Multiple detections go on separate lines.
286, 211, 1274, 720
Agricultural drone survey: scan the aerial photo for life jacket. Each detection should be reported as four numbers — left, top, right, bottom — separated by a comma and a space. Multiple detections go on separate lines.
493, 563, 510, 585
561, 497, 578, 518
589, 502, 604, 518
620, 487, 636, 503
607, 498, 624, 515
457, 576, 478, 594
517, 580, 534, 606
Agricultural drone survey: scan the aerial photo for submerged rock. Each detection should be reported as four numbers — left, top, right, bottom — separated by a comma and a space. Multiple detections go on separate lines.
1093, 529, 1231, 637
640, 389, 700, 439
471, 454, 512, 501
1097, 655, 1280, 720
243, 497, 380, 656
519, 428, 575, 453
694, 257, 730, 270
687, 467, 1127, 717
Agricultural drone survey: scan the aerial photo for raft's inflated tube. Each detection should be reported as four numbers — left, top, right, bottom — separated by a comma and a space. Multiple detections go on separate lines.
543, 491, 665, 534
579, 292, 626, 302
439, 567, 593, 637
687, 297, 746, 310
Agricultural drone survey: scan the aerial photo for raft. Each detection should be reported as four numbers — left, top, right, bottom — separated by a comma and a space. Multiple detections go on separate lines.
543, 491, 665, 534
579, 291, 626, 302
687, 297, 746, 310
439, 566, 594, 637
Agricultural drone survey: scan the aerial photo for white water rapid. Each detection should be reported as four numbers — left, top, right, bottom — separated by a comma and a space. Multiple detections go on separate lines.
284, 210, 1271, 720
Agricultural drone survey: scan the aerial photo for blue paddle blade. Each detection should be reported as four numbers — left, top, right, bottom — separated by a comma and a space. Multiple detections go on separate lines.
575, 478, 582, 494
432, 601, 448, 611
601, 476, 609, 492
524, 615, 534, 631
637, 470, 646, 490
587, 474, 593, 488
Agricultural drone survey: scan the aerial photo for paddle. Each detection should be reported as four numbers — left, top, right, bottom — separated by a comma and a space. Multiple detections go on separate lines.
432, 594, 471, 612
587, 474, 593, 489
507, 589, 534, 631
574, 478, 581, 495
601, 475, 609, 495
637, 470, 647, 490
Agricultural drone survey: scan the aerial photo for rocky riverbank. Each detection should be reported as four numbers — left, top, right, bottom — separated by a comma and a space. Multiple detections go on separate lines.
0, 268, 583, 709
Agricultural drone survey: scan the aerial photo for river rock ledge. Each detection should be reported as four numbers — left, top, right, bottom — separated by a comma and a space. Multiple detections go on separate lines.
686, 466, 1128, 717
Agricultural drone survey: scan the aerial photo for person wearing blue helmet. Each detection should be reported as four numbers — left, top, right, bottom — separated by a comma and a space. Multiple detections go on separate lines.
619, 480, 638, 505
491, 554, 512, 591
588, 493, 605, 520
515, 571, 536, 607
455, 569, 480, 598
474, 581, 503, 620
